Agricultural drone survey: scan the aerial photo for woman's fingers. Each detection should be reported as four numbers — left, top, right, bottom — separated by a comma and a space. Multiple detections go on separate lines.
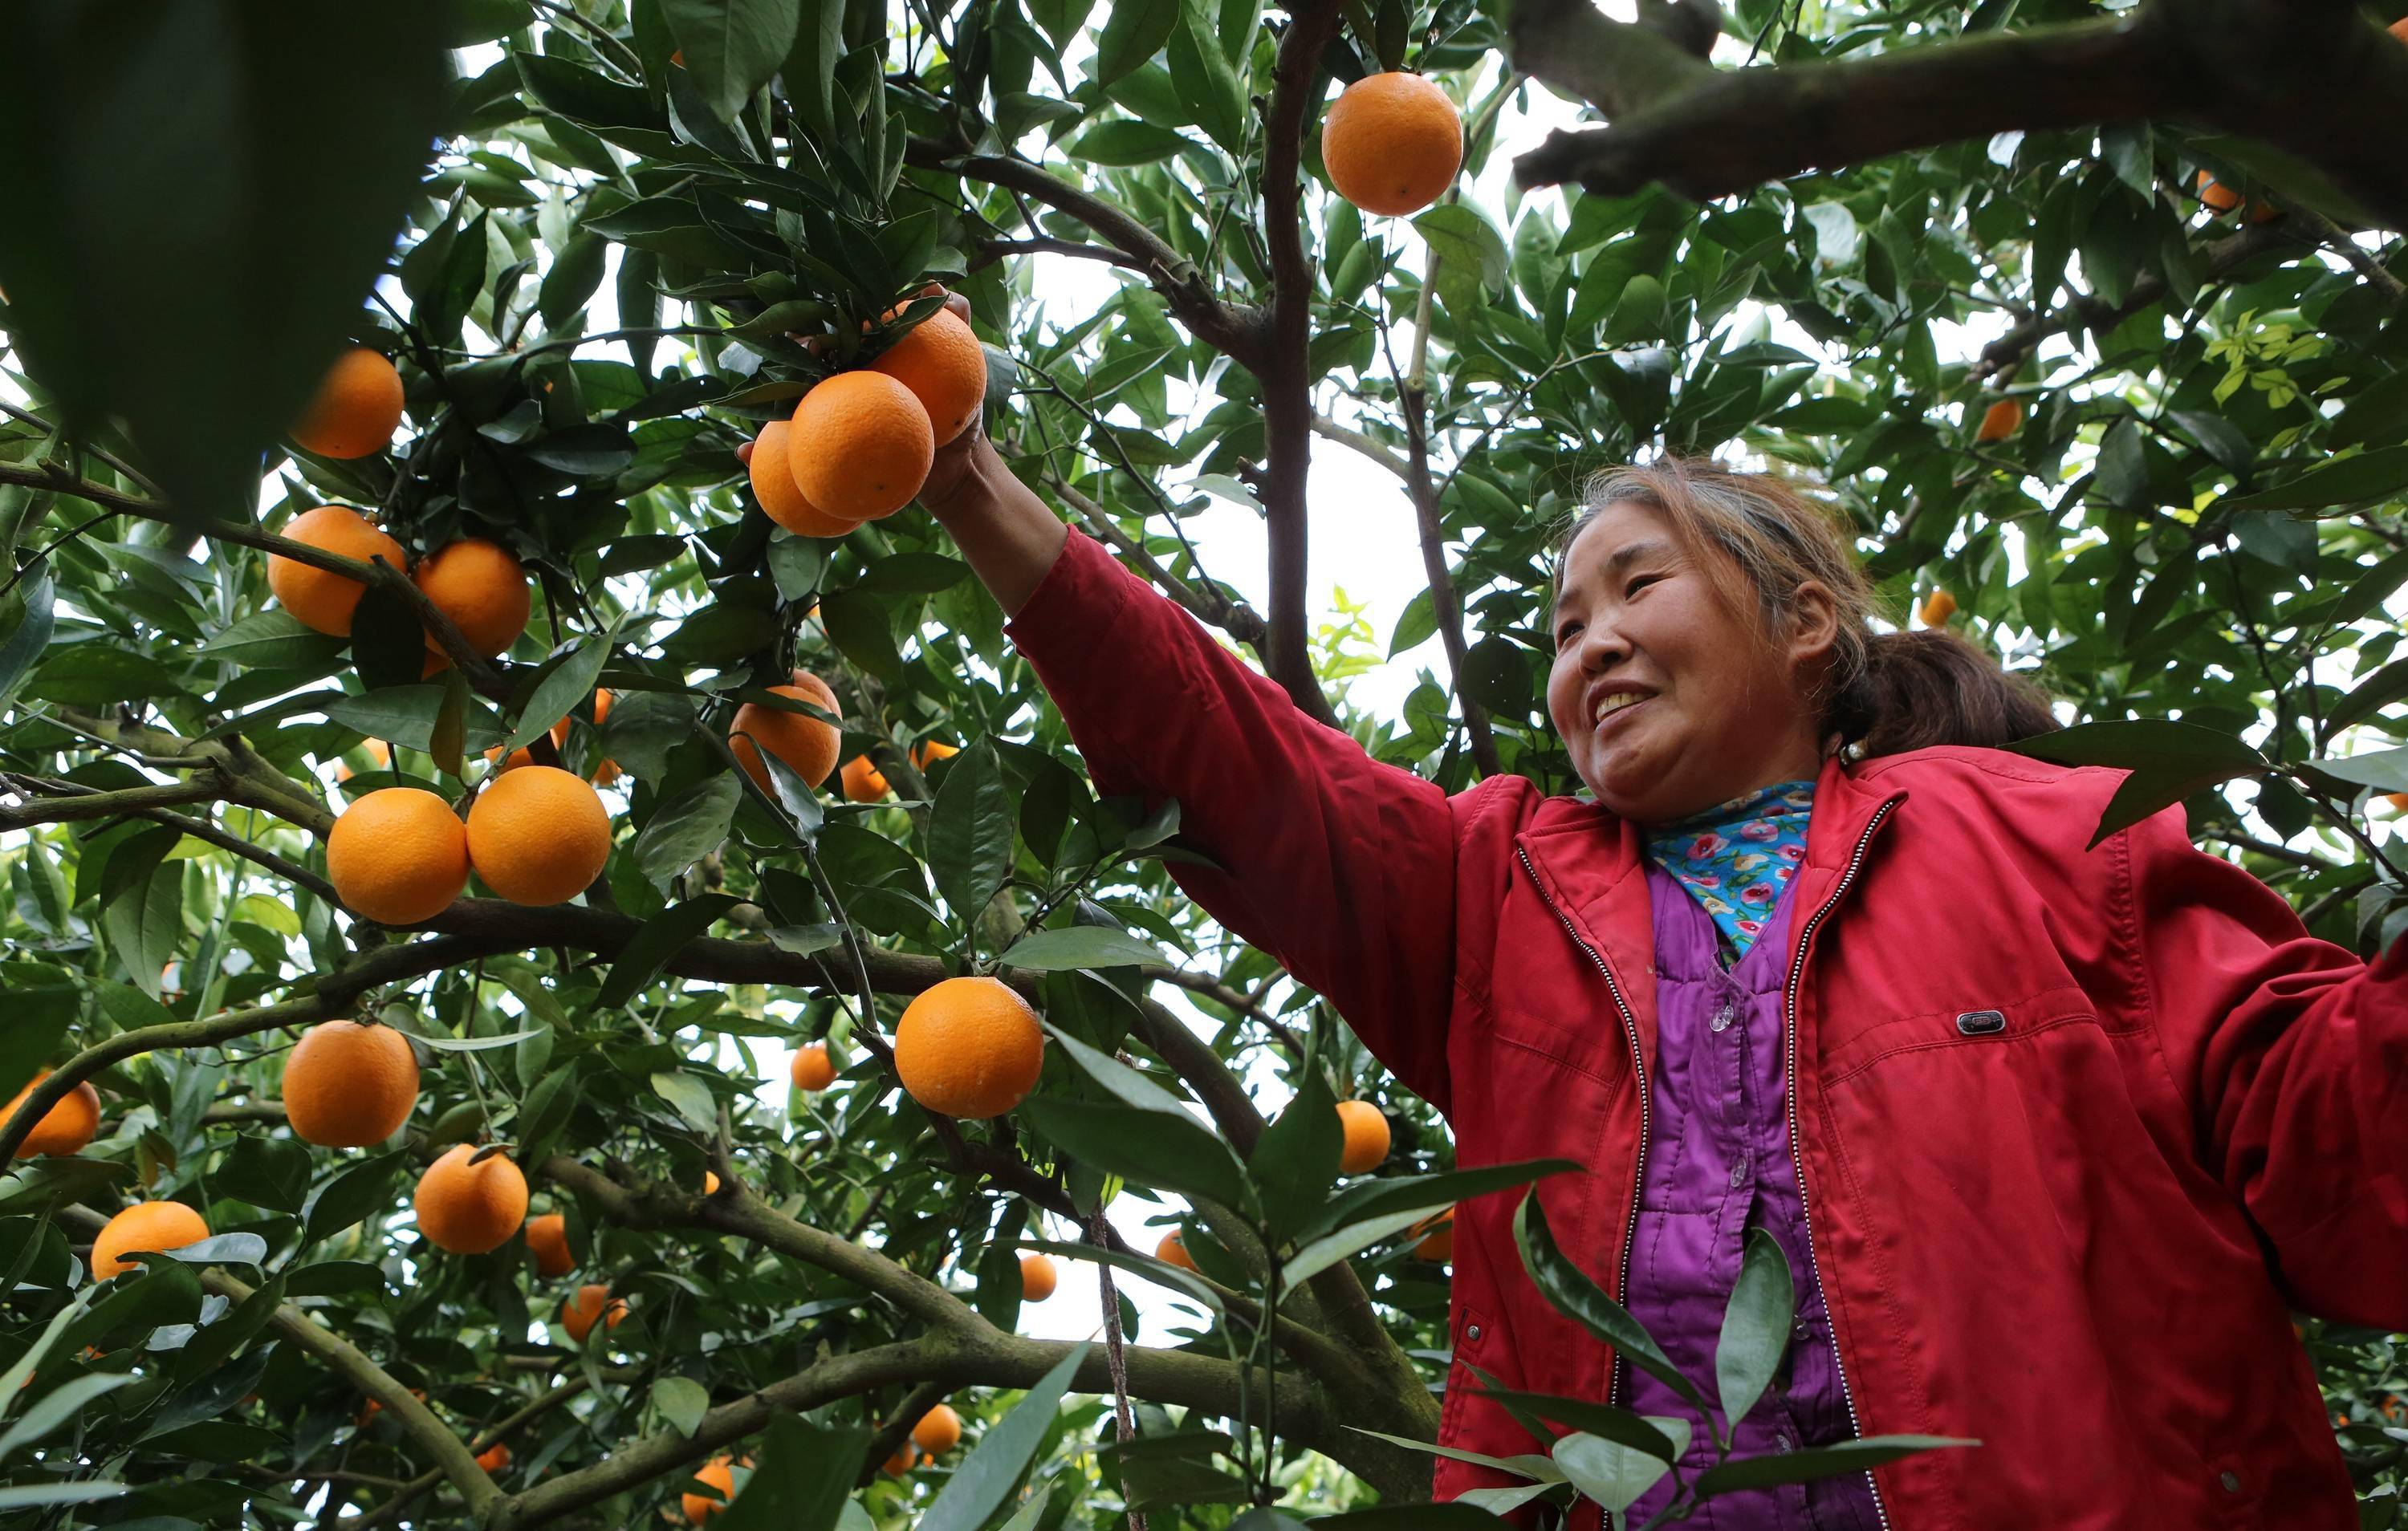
734, 439, 754, 466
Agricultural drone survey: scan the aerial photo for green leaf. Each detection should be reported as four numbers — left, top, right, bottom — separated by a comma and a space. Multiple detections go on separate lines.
917, 1344, 1089, 1531
0, 570, 56, 714
1692, 1435, 1975, 1496
0, 6, 447, 520
1552, 1432, 1674, 1516
659, 0, 801, 122
1715, 1228, 1792, 1430
652, 1375, 710, 1438
1458, 1384, 1685, 1463
28, 646, 192, 708
1019, 1095, 1252, 1210
0, 1371, 134, 1459
300, 1150, 407, 1250
600, 894, 742, 1006
1069, 120, 1194, 166
1414, 205, 1508, 292
1281, 1204, 1438, 1293
0, 1003, 72, 1112
633, 774, 742, 890
503, 636, 613, 758
0, 1289, 95, 1403
1252, 1061, 1341, 1245
715, 1411, 870, 1531
218, 1135, 310, 1216
0, 1484, 130, 1510
926, 740, 1013, 925
650, 1070, 719, 1134
1094, 2, 1178, 87
326, 685, 451, 752
815, 588, 904, 683
2303, 747, 2408, 794
1514, 1188, 1709, 1416
1300, 1158, 1578, 1245
1343, 1427, 1564, 1482
2219, 446, 2408, 513
102, 862, 183, 1001
200, 610, 342, 670
2002, 720, 2268, 847
780, 0, 844, 140
65, 1260, 201, 1353
998, 926, 1164, 972
1166, 0, 1245, 155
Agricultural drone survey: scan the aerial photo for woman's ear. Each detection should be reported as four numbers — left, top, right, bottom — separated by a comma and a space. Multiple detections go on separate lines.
1787, 579, 1842, 668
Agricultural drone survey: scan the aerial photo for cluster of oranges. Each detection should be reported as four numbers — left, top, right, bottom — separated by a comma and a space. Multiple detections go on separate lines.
270, 505, 531, 671
747, 305, 987, 539
326, 761, 614, 925
838, 739, 958, 802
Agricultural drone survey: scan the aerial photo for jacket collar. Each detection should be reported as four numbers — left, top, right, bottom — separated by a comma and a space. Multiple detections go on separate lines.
1514, 753, 1908, 1070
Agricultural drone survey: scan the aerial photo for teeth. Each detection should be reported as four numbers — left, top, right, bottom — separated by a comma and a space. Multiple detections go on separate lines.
1595, 692, 1644, 723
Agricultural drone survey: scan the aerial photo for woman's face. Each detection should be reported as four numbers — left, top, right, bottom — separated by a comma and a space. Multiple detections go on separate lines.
1544, 499, 1837, 826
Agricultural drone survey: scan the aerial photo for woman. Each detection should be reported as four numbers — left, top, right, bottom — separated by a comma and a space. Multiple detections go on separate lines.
902, 303, 2398, 1529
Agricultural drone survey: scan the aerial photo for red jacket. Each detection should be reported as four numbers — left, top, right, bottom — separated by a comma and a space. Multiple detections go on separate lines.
1009, 530, 2398, 1529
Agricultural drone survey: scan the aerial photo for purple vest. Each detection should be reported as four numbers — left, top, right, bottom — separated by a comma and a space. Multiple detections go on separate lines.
1617, 866, 1881, 1530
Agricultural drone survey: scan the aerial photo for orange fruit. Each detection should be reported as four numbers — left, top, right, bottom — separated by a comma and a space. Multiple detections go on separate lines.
1321, 72, 1462, 217
356, 1387, 429, 1428
1336, 1099, 1390, 1175
336, 738, 392, 783
1156, 1232, 1197, 1271
413, 538, 531, 657
791, 1042, 837, 1092
730, 672, 841, 794
684, 1456, 738, 1523
414, 1143, 530, 1255
883, 1443, 920, 1476
561, 1283, 628, 1342
291, 347, 405, 459
525, 1212, 573, 1277
5, 1071, 100, 1158
704, 1170, 721, 1195
840, 756, 890, 802
870, 308, 986, 447
1974, 398, 2021, 443
750, 419, 861, 538
1019, 1251, 1058, 1302
2195, 167, 2243, 213
92, 1200, 210, 1280
789, 372, 934, 522
912, 1403, 962, 1456
282, 1021, 419, 1147
327, 787, 471, 925
2394, 16, 2408, 43
585, 689, 621, 786
477, 1443, 511, 1472
1919, 589, 1958, 627
1411, 1207, 1455, 1263
893, 977, 1045, 1120
2387, 793, 2408, 812
911, 740, 958, 769
269, 506, 409, 637
466, 765, 612, 906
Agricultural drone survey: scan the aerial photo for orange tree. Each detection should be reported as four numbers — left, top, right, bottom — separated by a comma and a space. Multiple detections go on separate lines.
5, 1, 2408, 1527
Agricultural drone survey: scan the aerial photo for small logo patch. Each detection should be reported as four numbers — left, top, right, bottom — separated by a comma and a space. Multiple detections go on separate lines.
1955, 1009, 2007, 1037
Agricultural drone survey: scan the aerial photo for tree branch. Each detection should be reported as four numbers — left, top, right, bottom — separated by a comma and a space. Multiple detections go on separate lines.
904, 140, 1268, 364
1256, 4, 1351, 726
1039, 468, 1271, 650
1309, 412, 1411, 481
1978, 220, 2297, 377
1507, 2, 2408, 229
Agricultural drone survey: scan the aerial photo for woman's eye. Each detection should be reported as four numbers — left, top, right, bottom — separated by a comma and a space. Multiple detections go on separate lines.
1626, 574, 1660, 597
1554, 622, 1581, 648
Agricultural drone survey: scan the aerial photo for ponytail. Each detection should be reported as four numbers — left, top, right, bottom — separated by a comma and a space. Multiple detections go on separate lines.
1822, 627, 2061, 757
1568, 460, 2061, 760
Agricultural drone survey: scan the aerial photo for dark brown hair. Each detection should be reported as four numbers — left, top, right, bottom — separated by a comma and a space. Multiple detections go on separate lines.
1562, 459, 2060, 758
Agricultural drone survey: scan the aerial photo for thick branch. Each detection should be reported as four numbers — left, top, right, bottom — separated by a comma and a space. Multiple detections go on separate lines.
905, 140, 1267, 364
1256, 4, 1350, 725
1509, 4, 2408, 229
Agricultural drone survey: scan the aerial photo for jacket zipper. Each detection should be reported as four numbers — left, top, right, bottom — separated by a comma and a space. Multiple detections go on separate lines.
1514, 846, 1649, 1531
1783, 793, 1905, 1531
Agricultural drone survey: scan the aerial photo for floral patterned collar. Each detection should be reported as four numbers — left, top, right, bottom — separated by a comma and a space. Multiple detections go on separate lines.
1642, 780, 1816, 964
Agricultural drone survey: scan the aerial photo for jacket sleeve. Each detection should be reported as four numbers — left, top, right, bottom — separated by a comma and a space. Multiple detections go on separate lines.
1004, 529, 1468, 1107
2127, 805, 2408, 1324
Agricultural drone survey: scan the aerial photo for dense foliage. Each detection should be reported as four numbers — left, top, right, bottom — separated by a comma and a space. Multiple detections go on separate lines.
3, 0, 2408, 1526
